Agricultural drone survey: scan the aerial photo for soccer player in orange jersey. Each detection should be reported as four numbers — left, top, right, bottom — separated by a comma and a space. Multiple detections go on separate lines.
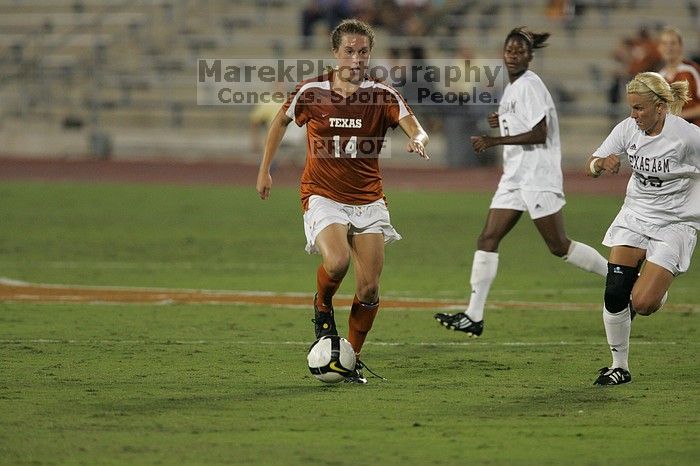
256, 18, 429, 383
658, 27, 700, 126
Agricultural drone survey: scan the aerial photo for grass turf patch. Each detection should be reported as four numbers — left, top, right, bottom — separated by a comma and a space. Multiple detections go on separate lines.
0, 181, 698, 465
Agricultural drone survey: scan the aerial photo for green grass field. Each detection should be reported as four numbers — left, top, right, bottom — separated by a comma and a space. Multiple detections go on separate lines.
1, 181, 698, 465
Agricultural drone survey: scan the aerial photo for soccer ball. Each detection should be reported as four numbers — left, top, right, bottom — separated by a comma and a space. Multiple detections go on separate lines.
307, 335, 356, 383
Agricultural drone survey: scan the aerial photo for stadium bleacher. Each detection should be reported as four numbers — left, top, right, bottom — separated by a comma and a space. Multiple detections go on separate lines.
0, 0, 697, 166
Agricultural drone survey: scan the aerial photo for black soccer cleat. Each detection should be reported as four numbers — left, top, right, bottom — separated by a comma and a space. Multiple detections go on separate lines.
593, 367, 632, 386
434, 312, 484, 337
312, 293, 338, 339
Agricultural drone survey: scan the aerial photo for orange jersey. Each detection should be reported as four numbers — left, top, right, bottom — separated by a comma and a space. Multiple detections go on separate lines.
283, 71, 412, 209
660, 60, 700, 126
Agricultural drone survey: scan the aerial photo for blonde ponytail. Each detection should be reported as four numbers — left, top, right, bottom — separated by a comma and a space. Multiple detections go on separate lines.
668, 80, 690, 115
626, 72, 690, 115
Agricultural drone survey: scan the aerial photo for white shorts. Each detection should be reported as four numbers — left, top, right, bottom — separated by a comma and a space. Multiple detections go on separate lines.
603, 206, 697, 275
489, 187, 566, 220
303, 195, 402, 254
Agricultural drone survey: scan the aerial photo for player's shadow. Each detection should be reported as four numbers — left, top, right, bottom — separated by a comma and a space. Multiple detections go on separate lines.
91, 382, 345, 419
486, 385, 641, 420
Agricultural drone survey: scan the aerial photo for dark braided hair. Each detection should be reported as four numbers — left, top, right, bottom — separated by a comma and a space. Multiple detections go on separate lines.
505, 27, 550, 52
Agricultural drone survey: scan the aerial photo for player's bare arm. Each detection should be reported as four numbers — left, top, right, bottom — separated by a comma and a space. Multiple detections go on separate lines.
587, 153, 621, 177
398, 114, 430, 160
470, 117, 547, 153
256, 108, 293, 200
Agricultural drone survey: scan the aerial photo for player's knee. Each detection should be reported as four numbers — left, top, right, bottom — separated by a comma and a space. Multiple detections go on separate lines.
323, 254, 350, 278
604, 263, 638, 313
604, 287, 629, 313
541, 235, 569, 257
630, 290, 659, 316
356, 283, 379, 304
476, 233, 499, 251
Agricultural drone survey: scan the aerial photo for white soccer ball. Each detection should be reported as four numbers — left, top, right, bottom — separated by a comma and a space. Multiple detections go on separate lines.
307, 335, 356, 383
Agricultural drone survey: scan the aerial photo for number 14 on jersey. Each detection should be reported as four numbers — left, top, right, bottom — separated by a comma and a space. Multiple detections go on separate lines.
333, 135, 357, 158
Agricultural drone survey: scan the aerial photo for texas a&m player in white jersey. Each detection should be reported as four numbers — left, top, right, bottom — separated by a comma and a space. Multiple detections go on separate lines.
435, 27, 608, 337
256, 19, 429, 384
587, 71, 700, 385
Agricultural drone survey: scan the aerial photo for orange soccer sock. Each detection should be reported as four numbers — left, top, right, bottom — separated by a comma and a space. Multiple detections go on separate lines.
315, 264, 343, 313
347, 295, 379, 357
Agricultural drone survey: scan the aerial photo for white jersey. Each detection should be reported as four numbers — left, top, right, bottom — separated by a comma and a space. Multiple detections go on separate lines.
497, 70, 563, 193
593, 114, 700, 229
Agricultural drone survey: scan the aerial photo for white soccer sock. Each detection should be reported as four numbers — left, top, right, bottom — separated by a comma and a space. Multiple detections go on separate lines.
465, 250, 499, 322
603, 305, 631, 371
564, 240, 608, 277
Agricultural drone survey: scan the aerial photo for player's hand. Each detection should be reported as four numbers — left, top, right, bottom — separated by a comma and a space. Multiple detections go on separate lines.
407, 139, 429, 159
256, 171, 272, 200
487, 112, 499, 128
597, 154, 621, 175
470, 135, 493, 153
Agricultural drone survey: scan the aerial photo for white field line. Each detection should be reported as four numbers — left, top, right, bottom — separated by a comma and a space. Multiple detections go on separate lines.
0, 276, 311, 297
0, 339, 693, 347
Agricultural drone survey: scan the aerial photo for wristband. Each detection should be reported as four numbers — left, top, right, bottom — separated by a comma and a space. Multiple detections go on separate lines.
589, 158, 601, 176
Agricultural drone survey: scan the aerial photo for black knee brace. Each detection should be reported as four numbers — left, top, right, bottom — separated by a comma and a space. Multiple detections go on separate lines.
604, 263, 639, 313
